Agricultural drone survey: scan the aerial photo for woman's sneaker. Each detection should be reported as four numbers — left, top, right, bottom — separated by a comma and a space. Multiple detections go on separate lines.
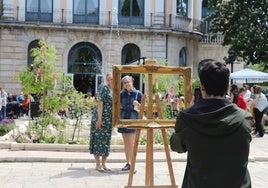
121, 163, 130, 171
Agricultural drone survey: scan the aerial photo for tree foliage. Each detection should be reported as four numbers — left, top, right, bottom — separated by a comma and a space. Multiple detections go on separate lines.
206, 0, 268, 66
18, 39, 58, 94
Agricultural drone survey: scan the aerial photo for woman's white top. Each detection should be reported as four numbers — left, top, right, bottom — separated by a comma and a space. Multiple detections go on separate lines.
254, 93, 268, 112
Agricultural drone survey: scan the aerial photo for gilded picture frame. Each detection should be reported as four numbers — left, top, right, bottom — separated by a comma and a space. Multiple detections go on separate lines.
112, 64, 192, 128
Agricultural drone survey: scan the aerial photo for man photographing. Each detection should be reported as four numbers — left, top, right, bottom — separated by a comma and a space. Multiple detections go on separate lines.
170, 59, 252, 188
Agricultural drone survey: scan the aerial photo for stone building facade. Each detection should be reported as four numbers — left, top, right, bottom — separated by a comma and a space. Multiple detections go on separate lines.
0, 0, 232, 95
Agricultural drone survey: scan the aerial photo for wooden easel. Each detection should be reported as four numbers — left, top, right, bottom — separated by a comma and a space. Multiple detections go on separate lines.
112, 63, 192, 188
125, 74, 178, 188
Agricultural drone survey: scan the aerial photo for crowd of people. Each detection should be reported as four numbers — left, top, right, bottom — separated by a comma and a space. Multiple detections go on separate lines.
229, 83, 268, 137
162, 85, 185, 118
0, 88, 34, 121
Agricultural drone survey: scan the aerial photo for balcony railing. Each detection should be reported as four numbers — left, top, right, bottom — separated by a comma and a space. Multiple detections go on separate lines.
0, 6, 202, 31
73, 12, 99, 24
25, 8, 53, 22
0, 5, 224, 44
201, 33, 224, 44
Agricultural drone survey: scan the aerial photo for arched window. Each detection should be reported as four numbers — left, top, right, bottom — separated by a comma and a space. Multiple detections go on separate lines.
121, 43, 141, 90
68, 42, 102, 74
27, 40, 40, 66
121, 43, 140, 64
179, 47, 187, 66
68, 42, 102, 94
176, 0, 188, 17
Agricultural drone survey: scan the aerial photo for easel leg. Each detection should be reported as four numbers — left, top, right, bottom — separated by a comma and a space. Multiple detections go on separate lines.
145, 128, 154, 186
126, 129, 141, 187
161, 129, 177, 186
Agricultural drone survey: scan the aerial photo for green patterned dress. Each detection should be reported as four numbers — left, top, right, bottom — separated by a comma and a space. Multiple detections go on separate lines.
89, 85, 112, 156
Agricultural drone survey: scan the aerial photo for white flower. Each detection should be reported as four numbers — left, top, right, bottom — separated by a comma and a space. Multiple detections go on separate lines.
18, 124, 27, 133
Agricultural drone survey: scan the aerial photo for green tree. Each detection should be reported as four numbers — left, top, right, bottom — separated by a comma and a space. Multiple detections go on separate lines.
64, 84, 90, 143
206, 0, 268, 66
18, 40, 58, 95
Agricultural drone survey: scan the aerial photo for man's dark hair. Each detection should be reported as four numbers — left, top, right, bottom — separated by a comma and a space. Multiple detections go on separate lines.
198, 59, 230, 96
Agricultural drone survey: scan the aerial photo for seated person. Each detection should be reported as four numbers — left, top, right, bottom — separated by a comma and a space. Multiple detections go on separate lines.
7, 93, 19, 118
16, 92, 24, 103
19, 94, 31, 116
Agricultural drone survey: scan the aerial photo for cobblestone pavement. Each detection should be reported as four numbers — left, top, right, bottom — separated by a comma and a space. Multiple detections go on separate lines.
0, 161, 268, 188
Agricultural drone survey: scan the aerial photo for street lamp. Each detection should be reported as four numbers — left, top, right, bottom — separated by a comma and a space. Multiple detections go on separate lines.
223, 50, 236, 84
228, 50, 236, 74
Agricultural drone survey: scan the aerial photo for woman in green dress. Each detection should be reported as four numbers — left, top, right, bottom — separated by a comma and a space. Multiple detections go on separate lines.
89, 73, 113, 172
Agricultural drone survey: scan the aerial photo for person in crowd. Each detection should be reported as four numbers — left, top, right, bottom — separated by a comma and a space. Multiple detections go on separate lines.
89, 73, 113, 172
0, 87, 7, 120
178, 95, 185, 111
166, 85, 175, 104
6, 93, 20, 118
229, 84, 239, 104
244, 84, 252, 102
236, 87, 247, 110
119, 75, 142, 171
170, 59, 252, 188
167, 85, 176, 118
172, 95, 180, 110
19, 94, 31, 116
29, 94, 35, 102
16, 91, 24, 103
242, 86, 254, 113
252, 85, 268, 137
229, 84, 247, 110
